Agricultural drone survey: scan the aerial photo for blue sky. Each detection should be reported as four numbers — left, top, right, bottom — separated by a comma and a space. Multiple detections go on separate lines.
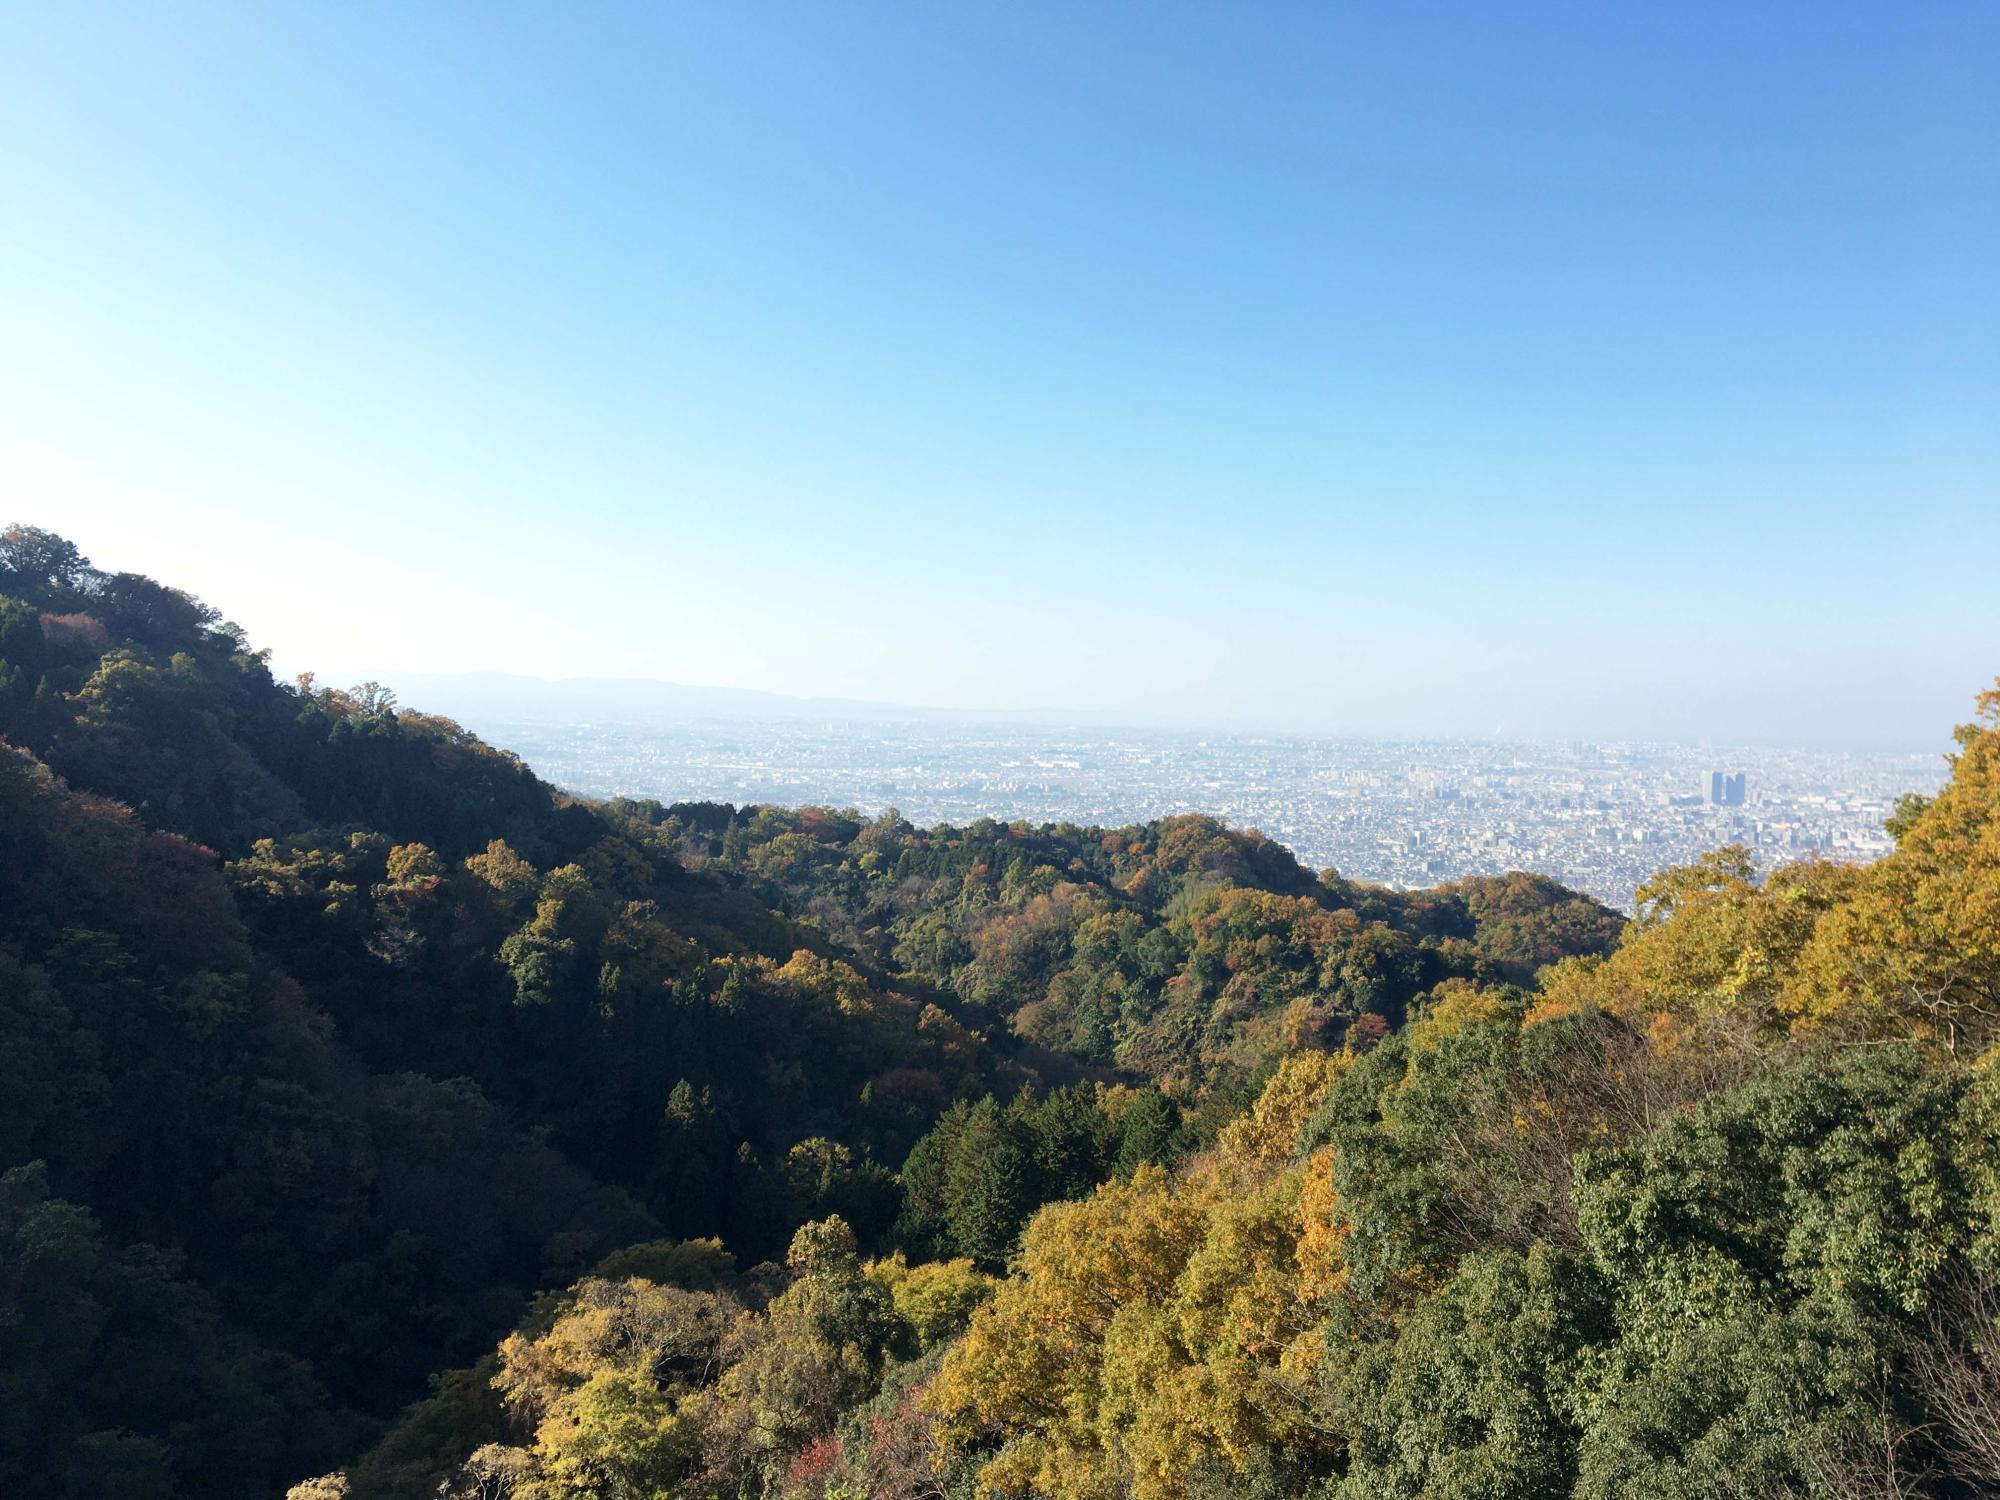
2, 2, 1994, 746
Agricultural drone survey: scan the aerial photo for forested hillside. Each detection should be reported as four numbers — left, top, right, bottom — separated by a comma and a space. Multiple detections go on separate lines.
2, 522, 1994, 1500
331, 691, 2000, 1500
634, 804, 1623, 1091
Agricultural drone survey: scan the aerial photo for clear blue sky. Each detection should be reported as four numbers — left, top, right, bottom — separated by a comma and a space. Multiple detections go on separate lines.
3, 3, 1994, 747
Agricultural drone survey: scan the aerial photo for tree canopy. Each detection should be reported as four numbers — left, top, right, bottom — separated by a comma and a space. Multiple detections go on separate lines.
2, 526, 1994, 1500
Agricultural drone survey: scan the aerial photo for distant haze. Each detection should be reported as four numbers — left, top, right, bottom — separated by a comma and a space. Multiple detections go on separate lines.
340, 671, 1208, 732
347, 671, 1946, 912
346, 670, 1961, 756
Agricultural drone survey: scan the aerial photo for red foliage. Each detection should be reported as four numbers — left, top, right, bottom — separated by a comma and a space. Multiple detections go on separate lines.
796, 806, 846, 844
785, 1434, 844, 1489
39, 611, 109, 649
0, 747, 248, 971
867, 1066, 950, 1116
1346, 1012, 1392, 1052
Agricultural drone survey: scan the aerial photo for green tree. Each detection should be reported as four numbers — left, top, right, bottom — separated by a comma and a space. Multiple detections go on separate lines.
943, 1097, 1034, 1271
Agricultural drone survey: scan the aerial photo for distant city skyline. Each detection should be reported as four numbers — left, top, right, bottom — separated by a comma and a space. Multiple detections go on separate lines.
392, 683, 1943, 912
6, 4, 1997, 746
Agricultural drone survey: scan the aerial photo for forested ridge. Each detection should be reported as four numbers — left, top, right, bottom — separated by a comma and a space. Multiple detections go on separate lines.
1, 522, 1996, 1499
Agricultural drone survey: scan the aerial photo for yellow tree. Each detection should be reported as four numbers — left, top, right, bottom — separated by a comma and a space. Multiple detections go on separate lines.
1786, 684, 2000, 1051
928, 1052, 1354, 1499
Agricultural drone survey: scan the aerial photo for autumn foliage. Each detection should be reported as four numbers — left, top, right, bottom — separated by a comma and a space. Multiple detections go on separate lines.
3, 526, 1998, 1500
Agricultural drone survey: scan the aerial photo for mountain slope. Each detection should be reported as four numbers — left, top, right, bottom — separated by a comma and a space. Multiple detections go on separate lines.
337, 684, 2000, 1500
0, 524, 1630, 1499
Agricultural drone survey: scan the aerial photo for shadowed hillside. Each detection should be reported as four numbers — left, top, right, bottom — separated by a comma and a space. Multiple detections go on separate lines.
0, 525, 1633, 1499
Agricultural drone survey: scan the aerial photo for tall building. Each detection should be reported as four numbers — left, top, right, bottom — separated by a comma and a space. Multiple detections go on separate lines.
1710, 770, 1747, 806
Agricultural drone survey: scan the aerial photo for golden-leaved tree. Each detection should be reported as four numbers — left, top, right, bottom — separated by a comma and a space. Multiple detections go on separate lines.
1524, 682, 2000, 1060
925, 1051, 1349, 1499
1784, 683, 2000, 1050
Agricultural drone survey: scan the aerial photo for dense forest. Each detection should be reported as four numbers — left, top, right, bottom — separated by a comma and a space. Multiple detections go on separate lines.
1, 522, 1995, 1499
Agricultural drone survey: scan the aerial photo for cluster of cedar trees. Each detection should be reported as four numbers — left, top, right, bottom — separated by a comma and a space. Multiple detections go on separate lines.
0, 524, 1994, 1500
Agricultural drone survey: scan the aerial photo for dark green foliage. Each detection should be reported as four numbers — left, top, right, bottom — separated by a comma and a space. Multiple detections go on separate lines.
0, 743, 654, 1485
1574, 1046, 1974, 1322
1571, 1295, 1879, 1500
1293, 1015, 2000, 1500
50, 649, 304, 847
0, 1162, 360, 1500
895, 1083, 1179, 1270
941, 1099, 1034, 1272
1331, 1246, 1609, 1500
0, 531, 1029, 1494
1113, 1083, 1184, 1177
1299, 1019, 1538, 1297
1184, 1447, 1335, 1500
0, 526, 90, 597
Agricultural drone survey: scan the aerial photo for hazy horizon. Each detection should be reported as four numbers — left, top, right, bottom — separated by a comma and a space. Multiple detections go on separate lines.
318, 664, 1960, 755
7, 3, 1996, 747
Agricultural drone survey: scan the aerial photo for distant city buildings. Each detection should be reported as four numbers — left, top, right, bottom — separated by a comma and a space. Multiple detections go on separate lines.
444, 713, 1943, 913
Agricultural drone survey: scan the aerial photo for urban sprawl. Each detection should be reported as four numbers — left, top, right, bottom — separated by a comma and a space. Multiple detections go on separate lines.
463, 715, 1945, 912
